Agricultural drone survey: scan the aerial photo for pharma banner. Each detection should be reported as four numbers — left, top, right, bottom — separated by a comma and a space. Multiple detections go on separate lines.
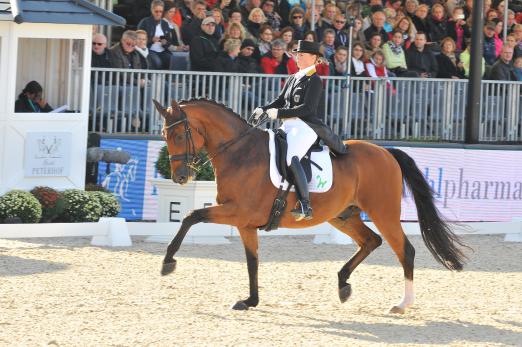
399, 147, 522, 222
97, 140, 522, 222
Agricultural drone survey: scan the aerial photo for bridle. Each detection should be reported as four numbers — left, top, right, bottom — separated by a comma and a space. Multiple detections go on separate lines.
163, 108, 200, 171
163, 107, 268, 173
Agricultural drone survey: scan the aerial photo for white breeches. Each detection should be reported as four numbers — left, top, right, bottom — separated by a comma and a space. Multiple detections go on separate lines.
280, 118, 318, 166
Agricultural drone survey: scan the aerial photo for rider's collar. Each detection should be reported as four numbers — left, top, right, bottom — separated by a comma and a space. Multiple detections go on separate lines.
295, 65, 316, 80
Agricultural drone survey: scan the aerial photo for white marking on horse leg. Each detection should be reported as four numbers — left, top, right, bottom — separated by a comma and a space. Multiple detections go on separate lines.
397, 279, 415, 310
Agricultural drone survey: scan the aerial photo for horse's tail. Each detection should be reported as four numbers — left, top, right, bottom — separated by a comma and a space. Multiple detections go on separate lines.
387, 148, 467, 271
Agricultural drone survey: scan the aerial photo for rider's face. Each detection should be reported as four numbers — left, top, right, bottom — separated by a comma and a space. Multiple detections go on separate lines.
296, 52, 317, 69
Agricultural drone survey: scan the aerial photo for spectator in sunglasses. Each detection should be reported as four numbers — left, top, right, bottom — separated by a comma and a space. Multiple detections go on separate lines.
289, 7, 308, 41
91, 33, 111, 68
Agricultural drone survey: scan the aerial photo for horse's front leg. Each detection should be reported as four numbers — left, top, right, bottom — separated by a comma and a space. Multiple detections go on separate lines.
232, 227, 259, 310
161, 204, 236, 276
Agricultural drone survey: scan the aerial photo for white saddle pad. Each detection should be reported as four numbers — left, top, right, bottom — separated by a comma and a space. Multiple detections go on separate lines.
267, 130, 333, 193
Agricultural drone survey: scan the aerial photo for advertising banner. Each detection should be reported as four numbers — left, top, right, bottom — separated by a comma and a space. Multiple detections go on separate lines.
97, 140, 522, 222
399, 147, 522, 222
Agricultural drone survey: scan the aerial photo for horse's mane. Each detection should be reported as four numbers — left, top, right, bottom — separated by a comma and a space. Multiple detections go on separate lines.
179, 98, 250, 127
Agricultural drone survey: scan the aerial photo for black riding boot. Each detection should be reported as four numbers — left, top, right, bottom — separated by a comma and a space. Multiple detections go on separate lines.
289, 156, 313, 221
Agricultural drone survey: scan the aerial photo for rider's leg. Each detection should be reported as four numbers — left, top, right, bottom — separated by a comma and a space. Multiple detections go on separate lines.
289, 156, 313, 221
283, 119, 317, 221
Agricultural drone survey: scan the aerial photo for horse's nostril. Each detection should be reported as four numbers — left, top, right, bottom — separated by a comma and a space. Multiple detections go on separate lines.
177, 176, 186, 183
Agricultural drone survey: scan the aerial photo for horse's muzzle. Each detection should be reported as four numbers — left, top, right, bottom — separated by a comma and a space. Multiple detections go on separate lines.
173, 175, 189, 185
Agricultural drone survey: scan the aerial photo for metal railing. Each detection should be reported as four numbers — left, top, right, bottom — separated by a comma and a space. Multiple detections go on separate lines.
89, 68, 522, 142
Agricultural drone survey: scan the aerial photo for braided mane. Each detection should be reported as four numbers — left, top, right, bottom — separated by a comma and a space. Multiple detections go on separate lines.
179, 98, 250, 126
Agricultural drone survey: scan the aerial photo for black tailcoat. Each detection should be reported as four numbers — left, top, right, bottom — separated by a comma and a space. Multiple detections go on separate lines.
262, 69, 347, 154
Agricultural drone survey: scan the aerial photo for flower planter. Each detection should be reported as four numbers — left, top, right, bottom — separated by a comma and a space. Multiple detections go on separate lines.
147, 179, 231, 244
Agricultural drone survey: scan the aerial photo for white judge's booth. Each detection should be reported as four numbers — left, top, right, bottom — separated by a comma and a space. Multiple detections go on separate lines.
0, 0, 124, 194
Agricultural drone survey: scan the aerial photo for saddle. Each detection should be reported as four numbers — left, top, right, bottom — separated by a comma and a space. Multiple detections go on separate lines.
261, 129, 324, 232
273, 129, 323, 183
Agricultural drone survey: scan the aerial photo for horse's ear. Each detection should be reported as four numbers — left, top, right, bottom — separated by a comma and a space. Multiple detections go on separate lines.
171, 99, 181, 112
153, 99, 169, 119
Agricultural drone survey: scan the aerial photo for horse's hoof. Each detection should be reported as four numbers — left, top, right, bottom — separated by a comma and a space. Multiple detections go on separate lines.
338, 283, 352, 303
231, 301, 250, 310
161, 260, 177, 276
389, 305, 405, 314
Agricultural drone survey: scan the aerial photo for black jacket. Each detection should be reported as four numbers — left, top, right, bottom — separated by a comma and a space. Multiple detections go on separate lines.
406, 45, 438, 77
189, 33, 219, 71
490, 60, 517, 81
363, 25, 388, 44
446, 20, 471, 51
426, 17, 448, 43
15, 95, 53, 113
215, 52, 241, 72
91, 50, 111, 68
237, 54, 262, 73
333, 29, 349, 48
436, 54, 465, 79
411, 16, 430, 39
137, 17, 179, 49
262, 71, 347, 154
181, 17, 202, 45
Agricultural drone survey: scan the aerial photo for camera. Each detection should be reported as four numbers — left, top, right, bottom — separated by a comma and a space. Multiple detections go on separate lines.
456, 14, 465, 20
346, 15, 356, 27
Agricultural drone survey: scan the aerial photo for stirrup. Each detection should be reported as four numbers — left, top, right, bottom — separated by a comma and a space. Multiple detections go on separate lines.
291, 201, 313, 221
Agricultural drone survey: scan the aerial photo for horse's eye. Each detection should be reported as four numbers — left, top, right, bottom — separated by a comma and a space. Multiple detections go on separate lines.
175, 134, 184, 142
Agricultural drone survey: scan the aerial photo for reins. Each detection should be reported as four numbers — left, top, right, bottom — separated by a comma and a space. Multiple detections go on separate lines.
163, 108, 269, 172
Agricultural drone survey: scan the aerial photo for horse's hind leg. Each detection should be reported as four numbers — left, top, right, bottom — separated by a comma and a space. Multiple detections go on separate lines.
329, 214, 383, 303
370, 216, 415, 314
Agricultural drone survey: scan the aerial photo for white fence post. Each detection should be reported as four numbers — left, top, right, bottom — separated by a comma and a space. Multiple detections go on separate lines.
504, 217, 522, 242
91, 217, 132, 247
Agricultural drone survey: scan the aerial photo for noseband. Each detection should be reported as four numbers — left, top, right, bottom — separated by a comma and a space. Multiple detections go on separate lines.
163, 109, 200, 171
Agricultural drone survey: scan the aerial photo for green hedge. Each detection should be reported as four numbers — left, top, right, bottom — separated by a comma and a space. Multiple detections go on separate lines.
0, 190, 42, 223
156, 145, 215, 181
0, 188, 121, 224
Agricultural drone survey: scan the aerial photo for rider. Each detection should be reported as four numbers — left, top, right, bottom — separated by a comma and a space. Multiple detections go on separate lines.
253, 40, 348, 221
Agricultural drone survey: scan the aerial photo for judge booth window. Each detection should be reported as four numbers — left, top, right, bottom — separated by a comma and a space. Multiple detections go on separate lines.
15, 38, 84, 113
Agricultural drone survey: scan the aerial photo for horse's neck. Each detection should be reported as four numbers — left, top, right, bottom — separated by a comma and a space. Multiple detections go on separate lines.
190, 105, 250, 154
212, 129, 269, 180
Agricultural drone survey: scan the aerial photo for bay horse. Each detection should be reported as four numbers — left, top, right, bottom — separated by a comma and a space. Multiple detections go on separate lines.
153, 98, 467, 314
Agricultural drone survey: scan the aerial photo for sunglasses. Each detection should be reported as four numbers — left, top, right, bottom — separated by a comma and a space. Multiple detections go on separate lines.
293, 15, 303, 19
123, 41, 136, 47
263, 3, 274, 7
335, 20, 346, 24
92, 42, 104, 46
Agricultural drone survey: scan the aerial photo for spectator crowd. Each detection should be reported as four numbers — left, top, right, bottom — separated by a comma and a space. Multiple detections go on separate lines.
91, 0, 522, 82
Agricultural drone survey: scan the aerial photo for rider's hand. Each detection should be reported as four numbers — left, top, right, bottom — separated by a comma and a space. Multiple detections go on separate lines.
253, 107, 264, 119
267, 108, 278, 120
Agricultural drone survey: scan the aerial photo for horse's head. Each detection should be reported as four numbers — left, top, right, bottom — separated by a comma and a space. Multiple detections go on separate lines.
153, 99, 206, 185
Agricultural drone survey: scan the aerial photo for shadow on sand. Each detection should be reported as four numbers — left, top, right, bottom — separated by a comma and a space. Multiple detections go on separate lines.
198, 309, 521, 345
0, 254, 69, 276
3, 234, 522, 273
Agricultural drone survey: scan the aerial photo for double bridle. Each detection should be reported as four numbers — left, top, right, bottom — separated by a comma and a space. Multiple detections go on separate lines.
163, 109, 201, 171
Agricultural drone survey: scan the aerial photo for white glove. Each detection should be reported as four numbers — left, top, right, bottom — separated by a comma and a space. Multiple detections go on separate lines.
267, 108, 278, 120
253, 107, 264, 120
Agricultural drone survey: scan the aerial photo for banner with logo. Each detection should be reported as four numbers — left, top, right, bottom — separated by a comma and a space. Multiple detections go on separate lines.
97, 139, 522, 222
